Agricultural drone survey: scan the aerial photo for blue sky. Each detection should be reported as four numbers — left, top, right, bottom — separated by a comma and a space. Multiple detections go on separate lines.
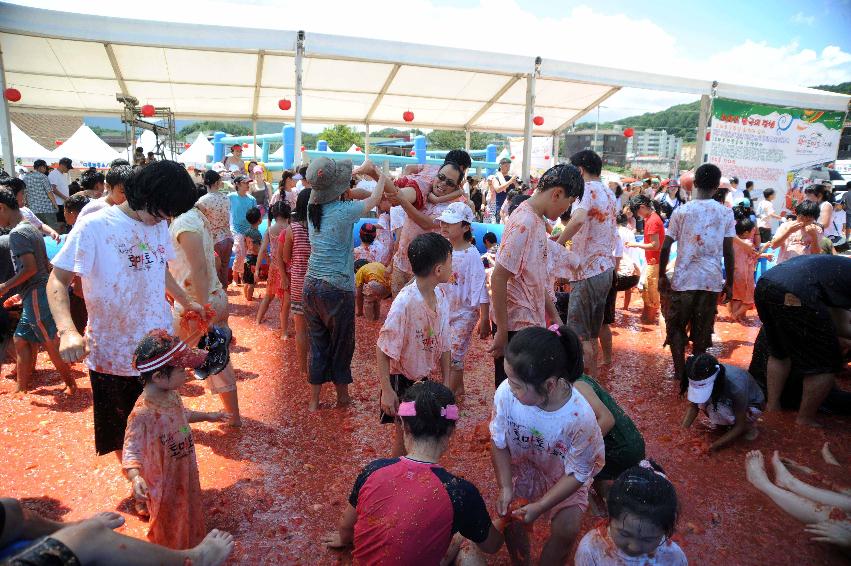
16, 0, 851, 130
433, 0, 851, 59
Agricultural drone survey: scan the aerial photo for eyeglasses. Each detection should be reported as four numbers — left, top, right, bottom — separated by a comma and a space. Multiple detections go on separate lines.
436, 173, 458, 189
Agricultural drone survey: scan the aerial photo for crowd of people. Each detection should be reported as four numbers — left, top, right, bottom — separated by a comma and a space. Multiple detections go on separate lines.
0, 141, 848, 565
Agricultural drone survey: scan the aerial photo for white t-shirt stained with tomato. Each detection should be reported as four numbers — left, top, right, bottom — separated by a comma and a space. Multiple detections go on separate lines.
51, 206, 175, 376
377, 282, 450, 379
495, 200, 550, 332
666, 199, 735, 293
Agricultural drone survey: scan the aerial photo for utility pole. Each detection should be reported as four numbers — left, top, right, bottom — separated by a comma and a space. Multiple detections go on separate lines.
593, 105, 600, 151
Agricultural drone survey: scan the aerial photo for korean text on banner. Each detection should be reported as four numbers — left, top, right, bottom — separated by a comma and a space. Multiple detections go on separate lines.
706, 97, 847, 212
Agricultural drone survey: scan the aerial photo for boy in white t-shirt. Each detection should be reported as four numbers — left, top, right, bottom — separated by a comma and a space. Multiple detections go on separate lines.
47, 161, 204, 457
491, 164, 584, 387
659, 163, 735, 382
755, 188, 783, 244
377, 232, 452, 457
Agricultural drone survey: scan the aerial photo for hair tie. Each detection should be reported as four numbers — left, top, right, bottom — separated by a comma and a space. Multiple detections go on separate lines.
440, 405, 459, 420
397, 401, 459, 421
548, 324, 561, 337
638, 459, 668, 480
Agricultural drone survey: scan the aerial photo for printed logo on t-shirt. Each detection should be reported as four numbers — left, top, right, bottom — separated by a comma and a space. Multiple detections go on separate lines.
119, 240, 168, 271
417, 326, 438, 353
159, 426, 195, 460
508, 419, 568, 461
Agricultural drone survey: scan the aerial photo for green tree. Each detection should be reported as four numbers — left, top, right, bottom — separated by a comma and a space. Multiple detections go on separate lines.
426, 130, 506, 150
318, 125, 364, 152
179, 121, 252, 137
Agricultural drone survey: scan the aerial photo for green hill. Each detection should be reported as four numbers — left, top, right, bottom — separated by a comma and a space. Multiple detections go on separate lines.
575, 82, 850, 139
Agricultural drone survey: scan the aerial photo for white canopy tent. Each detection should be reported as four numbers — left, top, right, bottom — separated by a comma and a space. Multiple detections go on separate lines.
50, 124, 119, 168
177, 132, 214, 167
0, 2, 848, 180
2, 122, 51, 162
136, 129, 175, 160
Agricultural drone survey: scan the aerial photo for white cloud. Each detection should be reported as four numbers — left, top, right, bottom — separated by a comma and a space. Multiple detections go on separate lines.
9, 0, 851, 123
791, 11, 816, 25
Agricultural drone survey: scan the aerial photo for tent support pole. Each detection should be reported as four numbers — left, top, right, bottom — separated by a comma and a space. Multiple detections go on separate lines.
521, 57, 541, 185
0, 46, 15, 173
464, 129, 471, 151
293, 30, 305, 166
364, 123, 370, 155
694, 90, 713, 168
553, 133, 560, 163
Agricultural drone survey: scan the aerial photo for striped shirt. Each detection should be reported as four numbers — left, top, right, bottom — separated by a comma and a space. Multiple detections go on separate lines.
22, 171, 56, 214
286, 221, 311, 303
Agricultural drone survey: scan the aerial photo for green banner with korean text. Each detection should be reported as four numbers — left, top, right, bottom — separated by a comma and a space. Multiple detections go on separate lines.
706, 97, 847, 212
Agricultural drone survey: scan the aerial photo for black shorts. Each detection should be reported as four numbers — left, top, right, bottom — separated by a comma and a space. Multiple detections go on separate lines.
69, 293, 87, 335
380, 374, 426, 424
664, 290, 718, 351
604, 274, 639, 325
243, 255, 258, 285
493, 329, 518, 388
90, 370, 143, 455
754, 279, 843, 376
7, 537, 81, 566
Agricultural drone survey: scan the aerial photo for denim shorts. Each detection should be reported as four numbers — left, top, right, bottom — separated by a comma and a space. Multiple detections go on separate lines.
302, 276, 355, 385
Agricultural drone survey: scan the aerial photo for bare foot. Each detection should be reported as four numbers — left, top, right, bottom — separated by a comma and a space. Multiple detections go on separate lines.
822, 442, 840, 466
280, 334, 290, 341
796, 416, 823, 428
745, 450, 771, 487
600, 357, 613, 366
86, 511, 125, 530
335, 384, 351, 407
226, 418, 243, 428
779, 456, 814, 476
308, 400, 319, 412
771, 450, 797, 490
189, 529, 235, 566
744, 427, 759, 441
133, 498, 149, 519
62, 376, 78, 395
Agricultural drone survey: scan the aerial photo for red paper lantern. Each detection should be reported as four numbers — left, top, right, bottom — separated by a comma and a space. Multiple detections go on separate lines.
278, 99, 292, 111
300, 145, 306, 152
544, 155, 550, 160
4, 88, 21, 103
705, 131, 711, 141
184, 143, 191, 149
510, 155, 515, 160
55, 140, 63, 146
409, 150, 416, 156
355, 146, 361, 152
141, 104, 155, 117
532, 115, 544, 126
623, 127, 634, 138
403, 111, 414, 123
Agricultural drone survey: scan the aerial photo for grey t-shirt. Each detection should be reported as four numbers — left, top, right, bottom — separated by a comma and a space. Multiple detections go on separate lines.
720, 364, 765, 414
0, 234, 15, 301
9, 221, 50, 297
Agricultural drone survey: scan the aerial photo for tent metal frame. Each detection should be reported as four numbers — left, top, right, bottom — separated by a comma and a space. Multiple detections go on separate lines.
0, 2, 848, 178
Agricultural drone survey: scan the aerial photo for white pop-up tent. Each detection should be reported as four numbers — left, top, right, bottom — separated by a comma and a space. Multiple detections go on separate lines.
50, 124, 119, 168
0, 2, 848, 180
2, 122, 51, 162
177, 132, 214, 166
136, 129, 175, 160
